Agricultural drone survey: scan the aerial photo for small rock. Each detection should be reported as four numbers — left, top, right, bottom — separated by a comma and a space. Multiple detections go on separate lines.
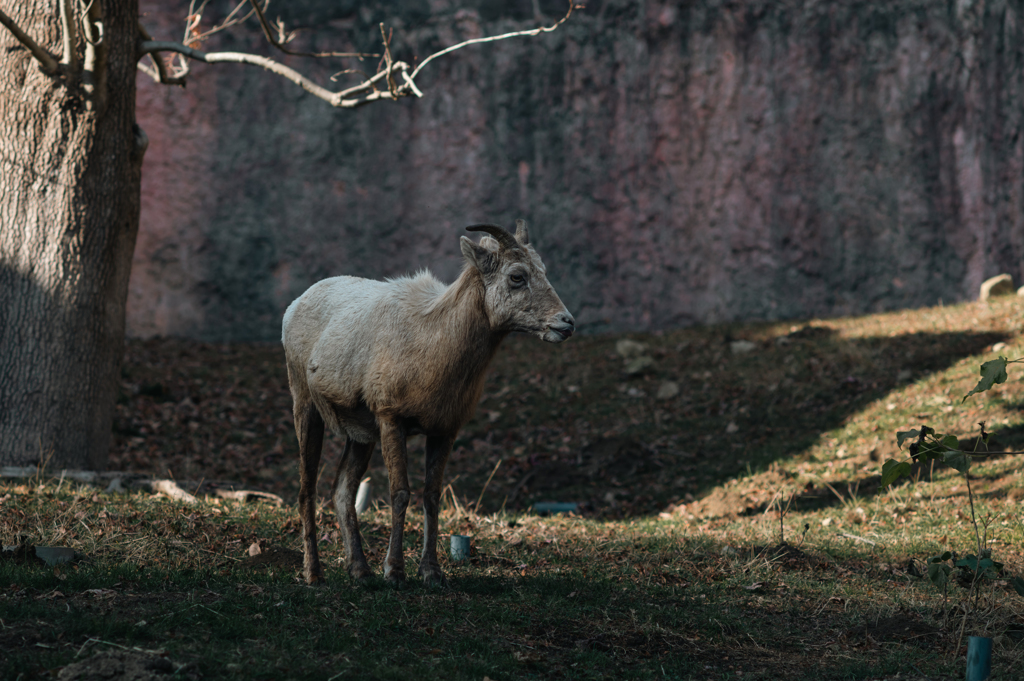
993, 342, 1007, 352
623, 355, 655, 375
656, 381, 680, 400
104, 478, 125, 494
725, 421, 739, 434
730, 340, 757, 354
615, 339, 649, 359
980, 274, 1014, 301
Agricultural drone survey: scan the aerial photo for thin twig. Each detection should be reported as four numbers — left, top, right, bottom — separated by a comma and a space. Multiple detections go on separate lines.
246, 0, 378, 59
839, 532, 877, 546
407, 1, 580, 81
0, 8, 60, 73
474, 459, 502, 513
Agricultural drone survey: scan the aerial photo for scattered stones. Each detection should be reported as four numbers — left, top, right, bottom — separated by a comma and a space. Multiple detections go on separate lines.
729, 340, 757, 354
615, 339, 649, 359
616, 339, 655, 375
655, 380, 680, 400
623, 355, 655, 375
980, 274, 1014, 300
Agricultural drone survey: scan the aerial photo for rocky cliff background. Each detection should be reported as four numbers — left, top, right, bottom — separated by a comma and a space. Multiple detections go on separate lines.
131, 0, 1024, 341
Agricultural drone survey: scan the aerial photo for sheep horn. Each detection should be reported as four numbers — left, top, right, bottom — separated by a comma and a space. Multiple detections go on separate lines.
465, 223, 521, 251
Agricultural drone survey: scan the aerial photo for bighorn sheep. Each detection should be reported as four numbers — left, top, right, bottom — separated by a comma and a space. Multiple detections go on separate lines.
282, 221, 574, 585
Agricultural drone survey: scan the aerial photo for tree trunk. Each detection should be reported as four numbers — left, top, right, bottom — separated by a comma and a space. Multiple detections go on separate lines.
0, 1, 143, 469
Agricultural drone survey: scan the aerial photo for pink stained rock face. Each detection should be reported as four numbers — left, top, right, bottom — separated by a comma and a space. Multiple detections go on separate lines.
132, 1, 1024, 341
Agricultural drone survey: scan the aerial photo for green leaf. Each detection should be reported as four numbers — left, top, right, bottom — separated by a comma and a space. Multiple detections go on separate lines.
927, 561, 951, 588
917, 439, 946, 460
930, 552, 953, 563
942, 450, 971, 474
963, 357, 1009, 402
896, 430, 920, 450
1011, 576, 1024, 597
880, 459, 912, 487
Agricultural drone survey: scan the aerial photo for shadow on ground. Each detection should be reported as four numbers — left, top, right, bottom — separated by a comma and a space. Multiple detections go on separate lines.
110, 324, 1009, 519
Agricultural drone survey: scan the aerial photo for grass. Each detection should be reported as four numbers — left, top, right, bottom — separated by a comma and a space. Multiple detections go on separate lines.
3, 296, 1024, 679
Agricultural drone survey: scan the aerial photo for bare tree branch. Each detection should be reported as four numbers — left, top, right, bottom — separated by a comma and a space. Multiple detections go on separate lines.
137, 22, 188, 86
0, 7, 59, 74
138, 1, 580, 109
187, 0, 259, 46
138, 40, 405, 108
245, 0, 378, 59
407, 2, 580, 82
59, 0, 77, 69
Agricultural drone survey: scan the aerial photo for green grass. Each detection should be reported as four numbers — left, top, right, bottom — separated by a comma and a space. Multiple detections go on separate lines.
4, 296, 1024, 679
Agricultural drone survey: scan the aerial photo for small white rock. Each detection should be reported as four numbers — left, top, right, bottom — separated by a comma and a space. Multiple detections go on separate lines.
725, 421, 739, 434
656, 381, 680, 400
730, 340, 757, 354
623, 355, 655, 375
615, 339, 649, 359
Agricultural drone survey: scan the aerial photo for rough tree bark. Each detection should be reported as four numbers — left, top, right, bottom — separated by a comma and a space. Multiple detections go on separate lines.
0, 1, 144, 469
0, 0, 575, 470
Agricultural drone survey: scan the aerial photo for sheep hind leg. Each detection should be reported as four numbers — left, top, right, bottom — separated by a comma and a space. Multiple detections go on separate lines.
296, 401, 326, 585
419, 433, 455, 587
331, 438, 374, 580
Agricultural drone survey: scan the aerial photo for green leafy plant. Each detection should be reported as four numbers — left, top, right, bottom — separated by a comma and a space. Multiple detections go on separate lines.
881, 353, 1024, 644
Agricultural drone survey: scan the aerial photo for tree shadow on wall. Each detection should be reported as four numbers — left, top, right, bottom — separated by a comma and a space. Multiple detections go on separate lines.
453, 324, 1010, 518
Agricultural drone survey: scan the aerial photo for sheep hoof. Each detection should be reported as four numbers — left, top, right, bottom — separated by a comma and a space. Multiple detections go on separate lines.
384, 568, 407, 584
419, 567, 447, 588
348, 562, 372, 581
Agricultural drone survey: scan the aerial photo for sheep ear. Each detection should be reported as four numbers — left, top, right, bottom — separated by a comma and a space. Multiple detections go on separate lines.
514, 219, 530, 246
460, 236, 499, 274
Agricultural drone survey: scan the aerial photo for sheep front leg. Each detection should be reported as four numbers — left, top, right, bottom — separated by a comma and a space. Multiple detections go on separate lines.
419, 433, 455, 586
296, 401, 326, 584
331, 438, 375, 580
379, 418, 410, 583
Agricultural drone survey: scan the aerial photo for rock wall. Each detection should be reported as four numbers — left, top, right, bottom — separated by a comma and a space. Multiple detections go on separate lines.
131, 0, 1024, 340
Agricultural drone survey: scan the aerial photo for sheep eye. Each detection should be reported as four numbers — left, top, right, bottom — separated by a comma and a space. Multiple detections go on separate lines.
510, 273, 526, 285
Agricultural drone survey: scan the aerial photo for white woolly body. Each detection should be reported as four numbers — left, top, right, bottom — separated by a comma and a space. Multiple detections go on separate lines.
282, 271, 466, 443
281, 224, 575, 585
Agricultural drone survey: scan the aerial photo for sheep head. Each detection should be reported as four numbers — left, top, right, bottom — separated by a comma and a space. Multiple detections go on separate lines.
461, 221, 575, 342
